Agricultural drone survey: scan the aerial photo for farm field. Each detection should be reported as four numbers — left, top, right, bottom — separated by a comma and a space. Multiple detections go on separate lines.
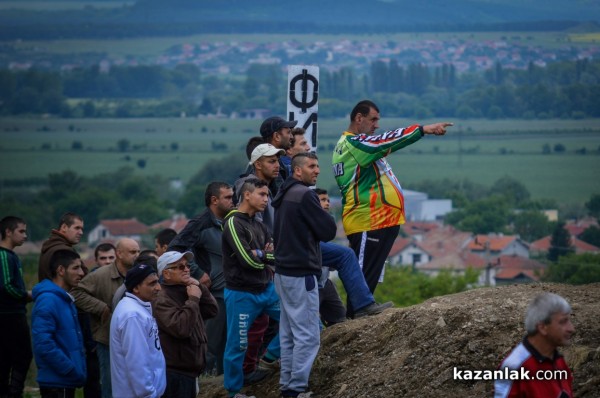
1, 117, 599, 205
4, 31, 590, 59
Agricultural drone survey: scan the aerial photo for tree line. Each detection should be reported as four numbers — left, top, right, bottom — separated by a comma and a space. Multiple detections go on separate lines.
1, 59, 599, 119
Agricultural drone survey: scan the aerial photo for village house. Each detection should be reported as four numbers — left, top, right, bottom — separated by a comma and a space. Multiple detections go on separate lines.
529, 235, 600, 256
467, 234, 530, 260
87, 218, 149, 247
150, 214, 189, 234
493, 255, 547, 285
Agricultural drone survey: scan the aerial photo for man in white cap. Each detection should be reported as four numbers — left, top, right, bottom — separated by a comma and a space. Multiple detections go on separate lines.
152, 251, 218, 398
235, 143, 285, 233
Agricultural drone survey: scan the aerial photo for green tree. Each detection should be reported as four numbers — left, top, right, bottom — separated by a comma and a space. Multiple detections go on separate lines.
489, 176, 530, 207
544, 253, 600, 284
579, 226, 600, 248
585, 194, 600, 220
445, 196, 510, 234
512, 210, 552, 242
117, 139, 131, 152
547, 221, 575, 262
335, 266, 479, 308
176, 184, 206, 217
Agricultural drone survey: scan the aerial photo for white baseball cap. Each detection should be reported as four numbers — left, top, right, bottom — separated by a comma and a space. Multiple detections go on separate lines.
157, 251, 194, 275
249, 143, 285, 165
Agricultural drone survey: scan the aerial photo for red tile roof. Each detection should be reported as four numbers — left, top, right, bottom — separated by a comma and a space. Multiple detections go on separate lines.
100, 218, 148, 235
420, 250, 487, 271
401, 221, 441, 236
468, 235, 519, 252
530, 236, 600, 253
388, 238, 412, 257
494, 255, 547, 281
495, 269, 539, 280
150, 215, 189, 233
419, 226, 472, 259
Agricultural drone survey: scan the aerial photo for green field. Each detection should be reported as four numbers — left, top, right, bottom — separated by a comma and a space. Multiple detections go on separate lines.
4, 31, 587, 59
1, 117, 600, 205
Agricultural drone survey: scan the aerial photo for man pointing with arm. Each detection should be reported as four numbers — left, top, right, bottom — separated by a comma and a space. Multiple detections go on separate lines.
332, 99, 452, 317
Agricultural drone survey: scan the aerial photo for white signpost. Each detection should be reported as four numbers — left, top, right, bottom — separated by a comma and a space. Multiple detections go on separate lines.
287, 65, 319, 152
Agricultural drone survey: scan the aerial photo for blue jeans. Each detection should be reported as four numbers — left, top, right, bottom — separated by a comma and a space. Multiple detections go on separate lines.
223, 283, 280, 396
320, 242, 374, 312
96, 342, 112, 398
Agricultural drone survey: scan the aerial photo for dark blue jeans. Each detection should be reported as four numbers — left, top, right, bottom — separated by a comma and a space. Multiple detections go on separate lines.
163, 371, 196, 398
320, 242, 374, 313
96, 342, 111, 398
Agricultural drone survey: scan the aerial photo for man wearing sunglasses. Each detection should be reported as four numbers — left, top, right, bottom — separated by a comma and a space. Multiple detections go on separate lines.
152, 251, 218, 398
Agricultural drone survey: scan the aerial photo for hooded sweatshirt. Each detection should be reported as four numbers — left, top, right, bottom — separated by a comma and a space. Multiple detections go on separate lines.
31, 279, 86, 388
38, 230, 76, 282
271, 178, 337, 277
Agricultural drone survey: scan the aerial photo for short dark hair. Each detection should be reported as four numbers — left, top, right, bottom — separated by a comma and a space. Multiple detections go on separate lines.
315, 188, 328, 196
94, 243, 116, 259
238, 178, 268, 200
290, 127, 306, 148
291, 152, 318, 171
58, 212, 83, 229
49, 250, 81, 278
350, 100, 379, 122
134, 251, 158, 272
155, 228, 177, 247
0, 216, 26, 240
245, 136, 266, 160
204, 181, 232, 207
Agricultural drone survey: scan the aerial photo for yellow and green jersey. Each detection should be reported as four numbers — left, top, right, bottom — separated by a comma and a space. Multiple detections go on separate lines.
332, 125, 423, 235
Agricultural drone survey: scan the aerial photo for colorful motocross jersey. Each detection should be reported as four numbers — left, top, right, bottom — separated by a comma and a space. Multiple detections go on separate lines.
332, 125, 423, 235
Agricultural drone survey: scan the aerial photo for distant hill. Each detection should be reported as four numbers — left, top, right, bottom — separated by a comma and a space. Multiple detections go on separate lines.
0, 0, 599, 39
128, 0, 600, 26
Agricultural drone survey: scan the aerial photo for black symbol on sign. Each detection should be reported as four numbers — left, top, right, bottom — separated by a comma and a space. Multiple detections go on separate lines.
289, 112, 318, 148
289, 69, 318, 113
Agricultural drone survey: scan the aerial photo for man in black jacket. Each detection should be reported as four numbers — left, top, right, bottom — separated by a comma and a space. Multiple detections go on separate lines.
272, 152, 337, 398
167, 181, 234, 376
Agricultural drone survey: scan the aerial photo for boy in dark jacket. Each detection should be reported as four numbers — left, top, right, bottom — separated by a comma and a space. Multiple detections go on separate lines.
271, 152, 337, 398
222, 178, 280, 398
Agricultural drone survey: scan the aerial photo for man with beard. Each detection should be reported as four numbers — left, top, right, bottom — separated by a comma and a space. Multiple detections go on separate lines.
38, 212, 84, 282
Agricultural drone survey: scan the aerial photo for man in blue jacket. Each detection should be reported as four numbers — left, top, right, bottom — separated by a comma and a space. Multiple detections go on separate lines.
272, 152, 337, 398
32, 250, 86, 398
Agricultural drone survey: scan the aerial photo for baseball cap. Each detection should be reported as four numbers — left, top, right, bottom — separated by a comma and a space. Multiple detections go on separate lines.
248, 143, 286, 165
124, 263, 156, 292
259, 116, 298, 139
157, 251, 194, 275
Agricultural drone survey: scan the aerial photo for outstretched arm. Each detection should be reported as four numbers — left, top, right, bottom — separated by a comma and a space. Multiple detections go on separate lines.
421, 122, 453, 136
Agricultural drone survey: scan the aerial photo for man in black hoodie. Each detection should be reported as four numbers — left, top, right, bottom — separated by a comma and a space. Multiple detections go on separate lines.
271, 152, 337, 398
222, 178, 280, 398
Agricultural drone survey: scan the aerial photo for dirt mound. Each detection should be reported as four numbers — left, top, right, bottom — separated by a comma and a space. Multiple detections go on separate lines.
199, 283, 600, 397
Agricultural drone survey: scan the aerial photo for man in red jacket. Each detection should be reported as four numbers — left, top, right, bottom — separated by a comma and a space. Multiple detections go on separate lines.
494, 292, 575, 398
